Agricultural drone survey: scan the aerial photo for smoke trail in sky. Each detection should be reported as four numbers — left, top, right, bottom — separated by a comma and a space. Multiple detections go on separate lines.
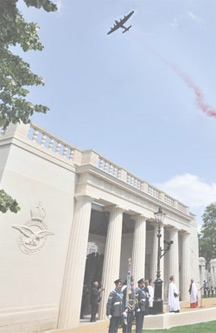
163, 60, 216, 118
136, 37, 216, 118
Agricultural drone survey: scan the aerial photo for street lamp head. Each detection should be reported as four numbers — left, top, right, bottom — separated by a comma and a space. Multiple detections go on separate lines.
154, 206, 166, 224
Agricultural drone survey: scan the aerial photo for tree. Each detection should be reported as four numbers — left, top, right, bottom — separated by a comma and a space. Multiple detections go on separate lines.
0, 0, 57, 213
0, 189, 20, 213
199, 202, 216, 268
0, 0, 57, 129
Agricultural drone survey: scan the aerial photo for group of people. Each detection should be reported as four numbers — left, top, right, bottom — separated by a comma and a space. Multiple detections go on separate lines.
202, 280, 215, 297
106, 277, 154, 333
88, 275, 201, 332
168, 275, 202, 312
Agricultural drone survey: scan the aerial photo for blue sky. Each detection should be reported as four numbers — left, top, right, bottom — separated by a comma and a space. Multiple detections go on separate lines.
18, 0, 216, 227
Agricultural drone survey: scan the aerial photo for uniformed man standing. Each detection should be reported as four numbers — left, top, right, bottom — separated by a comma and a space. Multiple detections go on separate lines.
122, 276, 136, 333
107, 278, 124, 333
135, 278, 147, 333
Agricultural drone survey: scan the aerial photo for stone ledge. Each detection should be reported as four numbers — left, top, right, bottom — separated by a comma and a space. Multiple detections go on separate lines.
144, 307, 216, 330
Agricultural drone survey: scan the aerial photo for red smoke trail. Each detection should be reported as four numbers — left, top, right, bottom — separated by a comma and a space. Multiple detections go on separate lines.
162, 59, 216, 118
134, 37, 216, 118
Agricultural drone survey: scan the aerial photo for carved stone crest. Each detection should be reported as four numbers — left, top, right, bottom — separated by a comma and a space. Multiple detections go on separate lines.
12, 202, 55, 255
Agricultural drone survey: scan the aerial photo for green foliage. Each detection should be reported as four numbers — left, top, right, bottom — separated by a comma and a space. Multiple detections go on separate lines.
199, 202, 216, 268
0, 0, 56, 213
24, 0, 57, 12
0, 189, 20, 214
0, 0, 57, 129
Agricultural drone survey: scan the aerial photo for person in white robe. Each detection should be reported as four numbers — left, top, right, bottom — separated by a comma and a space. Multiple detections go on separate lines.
168, 275, 180, 313
147, 279, 154, 314
189, 279, 198, 308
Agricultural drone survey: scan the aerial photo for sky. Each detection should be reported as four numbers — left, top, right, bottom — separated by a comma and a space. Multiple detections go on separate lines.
17, 0, 216, 228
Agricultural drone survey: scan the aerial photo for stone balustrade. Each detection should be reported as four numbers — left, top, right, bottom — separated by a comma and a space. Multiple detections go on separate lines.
28, 123, 81, 162
148, 185, 160, 199
98, 156, 121, 178
0, 122, 189, 215
126, 172, 142, 190
164, 194, 175, 207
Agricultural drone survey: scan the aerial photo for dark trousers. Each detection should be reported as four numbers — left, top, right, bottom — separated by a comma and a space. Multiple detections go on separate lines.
149, 307, 153, 314
135, 311, 145, 333
90, 304, 98, 321
122, 311, 134, 333
109, 316, 122, 333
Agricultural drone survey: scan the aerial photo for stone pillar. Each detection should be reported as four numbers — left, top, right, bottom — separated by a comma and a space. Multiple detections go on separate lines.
99, 207, 123, 319
201, 260, 206, 285
58, 196, 92, 329
199, 257, 206, 289
151, 224, 158, 281
169, 228, 179, 288
210, 259, 216, 288
181, 232, 190, 301
132, 216, 146, 282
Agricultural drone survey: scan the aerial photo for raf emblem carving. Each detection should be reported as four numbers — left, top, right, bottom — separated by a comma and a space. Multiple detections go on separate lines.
12, 202, 54, 255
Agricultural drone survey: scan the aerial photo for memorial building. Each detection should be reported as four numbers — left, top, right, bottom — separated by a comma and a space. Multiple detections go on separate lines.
0, 122, 199, 332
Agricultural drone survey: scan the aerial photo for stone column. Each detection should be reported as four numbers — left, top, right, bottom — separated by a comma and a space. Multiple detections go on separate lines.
181, 232, 190, 301
151, 223, 158, 281
58, 196, 92, 329
132, 216, 147, 282
210, 259, 216, 288
169, 228, 179, 288
199, 257, 206, 289
99, 207, 123, 319
201, 259, 206, 285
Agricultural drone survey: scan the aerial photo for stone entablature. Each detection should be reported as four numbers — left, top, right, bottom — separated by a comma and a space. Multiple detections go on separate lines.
0, 122, 190, 220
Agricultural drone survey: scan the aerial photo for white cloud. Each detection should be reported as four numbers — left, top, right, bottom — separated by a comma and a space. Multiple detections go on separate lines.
169, 11, 204, 30
170, 18, 178, 29
187, 11, 204, 24
156, 174, 216, 227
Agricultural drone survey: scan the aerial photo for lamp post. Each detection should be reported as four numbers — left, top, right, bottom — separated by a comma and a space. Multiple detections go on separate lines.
153, 206, 166, 314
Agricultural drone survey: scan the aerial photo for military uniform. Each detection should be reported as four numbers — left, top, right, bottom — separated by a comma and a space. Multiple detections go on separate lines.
144, 283, 149, 315
107, 279, 124, 333
123, 286, 136, 333
135, 279, 146, 333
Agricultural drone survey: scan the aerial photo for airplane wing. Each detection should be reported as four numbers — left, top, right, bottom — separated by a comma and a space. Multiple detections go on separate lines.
107, 24, 120, 35
119, 11, 134, 25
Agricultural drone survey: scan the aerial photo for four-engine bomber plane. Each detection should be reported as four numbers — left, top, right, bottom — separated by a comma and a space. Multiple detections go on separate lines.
107, 10, 134, 35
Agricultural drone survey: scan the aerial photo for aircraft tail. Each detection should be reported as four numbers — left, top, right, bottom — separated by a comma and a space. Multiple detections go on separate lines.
122, 25, 132, 33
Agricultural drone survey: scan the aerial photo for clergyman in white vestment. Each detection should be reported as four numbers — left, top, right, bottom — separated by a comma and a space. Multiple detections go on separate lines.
189, 279, 198, 308
168, 275, 180, 313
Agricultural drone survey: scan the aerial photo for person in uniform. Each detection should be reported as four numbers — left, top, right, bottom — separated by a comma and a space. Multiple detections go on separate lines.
144, 280, 149, 315
107, 278, 124, 333
135, 278, 146, 333
122, 276, 136, 333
